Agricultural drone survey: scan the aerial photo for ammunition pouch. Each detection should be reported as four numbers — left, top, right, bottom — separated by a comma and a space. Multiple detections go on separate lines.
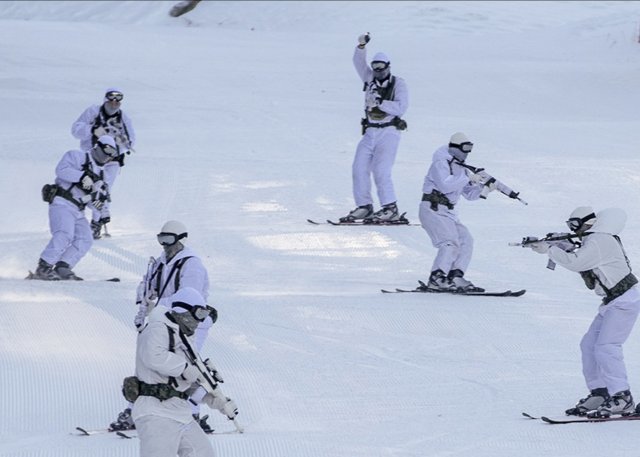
41, 184, 58, 203
41, 183, 87, 210
361, 116, 408, 135
422, 190, 454, 211
122, 376, 141, 403
580, 271, 597, 290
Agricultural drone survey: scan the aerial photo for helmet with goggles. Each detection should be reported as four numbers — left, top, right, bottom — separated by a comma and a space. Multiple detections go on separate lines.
566, 206, 596, 234
169, 288, 217, 335
104, 87, 124, 102
92, 135, 119, 166
448, 132, 473, 162
157, 220, 188, 246
370, 52, 391, 82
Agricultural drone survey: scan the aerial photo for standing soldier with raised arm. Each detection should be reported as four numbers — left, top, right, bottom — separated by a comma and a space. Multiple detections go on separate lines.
339, 33, 409, 224
71, 87, 136, 239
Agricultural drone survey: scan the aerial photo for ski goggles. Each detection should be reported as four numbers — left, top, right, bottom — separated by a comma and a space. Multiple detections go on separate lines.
172, 302, 217, 322
99, 143, 118, 158
371, 61, 389, 71
449, 142, 474, 153
566, 213, 595, 232
157, 232, 186, 246
105, 91, 124, 102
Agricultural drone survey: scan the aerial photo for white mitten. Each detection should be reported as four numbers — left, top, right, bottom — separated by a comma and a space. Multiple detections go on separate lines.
204, 393, 238, 419
93, 126, 107, 138
531, 242, 550, 254
80, 174, 94, 192
181, 364, 202, 384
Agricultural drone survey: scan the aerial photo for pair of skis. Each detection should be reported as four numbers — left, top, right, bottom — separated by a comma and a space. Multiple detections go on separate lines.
307, 217, 418, 226
25, 272, 120, 282
382, 280, 526, 297
522, 411, 640, 424
74, 426, 239, 438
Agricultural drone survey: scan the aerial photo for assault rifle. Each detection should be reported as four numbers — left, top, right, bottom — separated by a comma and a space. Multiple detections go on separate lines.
178, 332, 244, 433
455, 161, 528, 205
508, 233, 581, 248
509, 232, 581, 270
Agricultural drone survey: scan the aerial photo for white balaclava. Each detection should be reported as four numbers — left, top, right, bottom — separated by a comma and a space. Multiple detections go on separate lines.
104, 87, 123, 115
448, 132, 474, 162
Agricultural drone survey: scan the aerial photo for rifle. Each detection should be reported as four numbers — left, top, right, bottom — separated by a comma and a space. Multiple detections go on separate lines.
508, 233, 580, 247
178, 332, 244, 433
509, 232, 581, 270
456, 161, 528, 205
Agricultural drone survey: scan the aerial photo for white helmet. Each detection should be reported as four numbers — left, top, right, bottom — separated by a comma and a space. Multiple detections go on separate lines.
448, 132, 473, 162
157, 220, 188, 246
566, 206, 596, 233
171, 287, 206, 310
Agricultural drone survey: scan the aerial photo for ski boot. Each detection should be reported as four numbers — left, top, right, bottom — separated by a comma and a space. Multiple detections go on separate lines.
447, 269, 485, 293
587, 390, 634, 418
339, 204, 373, 223
109, 408, 136, 431
91, 220, 102, 240
363, 202, 400, 224
422, 269, 456, 291
193, 413, 214, 434
28, 259, 60, 280
54, 261, 83, 281
565, 387, 609, 416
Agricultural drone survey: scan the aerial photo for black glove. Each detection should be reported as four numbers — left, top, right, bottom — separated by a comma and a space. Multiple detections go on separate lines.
358, 33, 370, 48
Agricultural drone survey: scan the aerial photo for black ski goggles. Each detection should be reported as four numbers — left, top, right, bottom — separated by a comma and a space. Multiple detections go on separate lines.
157, 232, 186, 246
371, 61, 389, 71
449, 142, 474, 153
566, 213, 595, 232
105, 92, 124, 102
172, 302, 217, 322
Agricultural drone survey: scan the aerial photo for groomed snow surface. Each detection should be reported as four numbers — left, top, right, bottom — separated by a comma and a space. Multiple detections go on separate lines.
1, 2, 640, 456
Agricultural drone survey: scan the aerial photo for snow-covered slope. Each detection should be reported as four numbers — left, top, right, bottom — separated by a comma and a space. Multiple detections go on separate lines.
1, 2, 640, 456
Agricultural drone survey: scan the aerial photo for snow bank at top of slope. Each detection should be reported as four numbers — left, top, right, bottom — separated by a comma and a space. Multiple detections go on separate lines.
0, 1, 638, 39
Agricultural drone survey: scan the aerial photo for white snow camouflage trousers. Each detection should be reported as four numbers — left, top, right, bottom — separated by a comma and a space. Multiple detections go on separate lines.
40, 200, 93, 268
418, 201, 474, 275
351, 126, 400, 208
136, 416, 214, 457
581, 286, 640, 395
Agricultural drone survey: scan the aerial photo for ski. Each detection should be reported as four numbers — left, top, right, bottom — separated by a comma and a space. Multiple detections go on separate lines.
116, 431, 134, 439
25, 272, 120, 282
522, 412, 539, 420
74, 426, 110, 436
540, 414, 640, 424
